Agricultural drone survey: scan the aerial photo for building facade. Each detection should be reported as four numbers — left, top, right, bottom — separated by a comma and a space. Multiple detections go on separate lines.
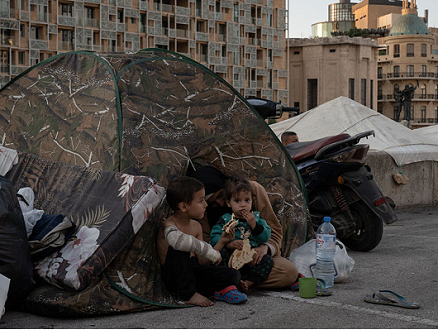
0, 0, 289, 104
288, 36, 379, 113
377, 0, 438, 127
311, 0, 355, 38
352, 0, 403, 30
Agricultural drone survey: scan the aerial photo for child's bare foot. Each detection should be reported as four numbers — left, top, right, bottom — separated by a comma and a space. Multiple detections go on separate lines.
238, 280, 249, 293
184, 292, 213, 307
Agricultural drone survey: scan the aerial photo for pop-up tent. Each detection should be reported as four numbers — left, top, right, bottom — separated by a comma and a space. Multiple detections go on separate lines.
0, 50, 310, 316
270, 96, 438, 166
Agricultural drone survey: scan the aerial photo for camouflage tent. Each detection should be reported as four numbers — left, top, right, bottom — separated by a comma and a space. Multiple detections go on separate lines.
0, 49, 311, 316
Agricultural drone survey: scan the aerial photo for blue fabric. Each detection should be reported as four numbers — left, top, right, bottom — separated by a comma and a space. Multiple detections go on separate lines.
29, 214, 66, 241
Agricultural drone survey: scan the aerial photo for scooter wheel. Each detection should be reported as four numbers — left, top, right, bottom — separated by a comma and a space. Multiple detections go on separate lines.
342, 201, 384, 252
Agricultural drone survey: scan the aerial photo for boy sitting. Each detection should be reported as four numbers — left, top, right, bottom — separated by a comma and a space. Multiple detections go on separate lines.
157, 176, 248, 306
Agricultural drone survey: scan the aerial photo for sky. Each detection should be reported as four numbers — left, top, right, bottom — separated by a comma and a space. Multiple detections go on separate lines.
288, 0, 438, 38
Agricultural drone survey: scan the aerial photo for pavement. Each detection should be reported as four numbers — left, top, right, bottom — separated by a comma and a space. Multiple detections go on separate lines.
1, 205, 438, 329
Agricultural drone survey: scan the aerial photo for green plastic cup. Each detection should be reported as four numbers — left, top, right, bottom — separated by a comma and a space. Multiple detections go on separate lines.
298, 277, 323, 298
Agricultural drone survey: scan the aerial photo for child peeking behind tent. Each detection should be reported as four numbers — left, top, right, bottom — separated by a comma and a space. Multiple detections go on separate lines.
210, 175, 273, 293
157, 176, 248, 306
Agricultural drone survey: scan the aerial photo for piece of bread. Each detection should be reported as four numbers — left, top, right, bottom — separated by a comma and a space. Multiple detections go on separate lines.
228, 239, 257, 270
222, 213, 239, 234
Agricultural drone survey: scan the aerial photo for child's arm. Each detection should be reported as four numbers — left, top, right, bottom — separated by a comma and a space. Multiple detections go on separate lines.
164, 224, 221, 264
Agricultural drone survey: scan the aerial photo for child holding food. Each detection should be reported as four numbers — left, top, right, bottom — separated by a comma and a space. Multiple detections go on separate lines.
157, 176, 248, 306
210, 176, 274, 292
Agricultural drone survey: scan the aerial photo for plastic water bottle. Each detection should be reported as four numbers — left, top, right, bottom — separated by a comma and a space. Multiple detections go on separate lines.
315, 216, 336, 288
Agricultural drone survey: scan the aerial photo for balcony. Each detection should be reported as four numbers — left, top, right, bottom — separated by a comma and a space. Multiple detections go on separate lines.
176, 29, 188, 38
84, 17, 99, 28
1, 36, 15, 46
385, 72, 438, 79
162, 4, 173, 13
0, 65, 9, 74
37, 12, 48, 21
59, 41, 74, 51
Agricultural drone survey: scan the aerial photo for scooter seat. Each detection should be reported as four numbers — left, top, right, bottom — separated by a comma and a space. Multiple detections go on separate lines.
286, 133, 351, 163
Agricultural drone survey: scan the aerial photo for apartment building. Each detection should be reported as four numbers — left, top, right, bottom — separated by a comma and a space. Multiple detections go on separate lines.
377, 0, 438, 127
0, 0, 289, 104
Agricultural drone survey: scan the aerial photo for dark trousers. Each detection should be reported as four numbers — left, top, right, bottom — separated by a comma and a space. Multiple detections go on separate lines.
219, 248, 274, 285
161, 247, 241, 301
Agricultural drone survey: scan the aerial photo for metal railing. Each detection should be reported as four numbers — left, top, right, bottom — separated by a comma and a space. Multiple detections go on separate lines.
382, 72, 438, 79
378, 94, 438, 101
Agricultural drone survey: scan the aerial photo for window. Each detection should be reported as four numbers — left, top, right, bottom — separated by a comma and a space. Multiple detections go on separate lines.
393, 65, 400, 77
435, 85, 438, 99
118, 10, 123, 23
421, 65, 427, 77
265, 13, 272, 27
61, 4, 73, 16
407, 65, 414, 77
18, 51, 25, 65
378, 105, 383, 113
420, 84, 426, 98
268, 49, 272, 62
200, 44, 207, 62
407, 43, 414, 57
420, 106, 426, 123
233, 4, 239, 22
370, 80, 373, 109
361, 79, 366, 106
393, 44, 400, 58
232, 51, 239, 65
329, 49, 336, 53
307, 79, 318, 110
349, 78, 355, 100
394, 84, 400, 93
61, 29, 74, 42
378, 67, 382, 79
421, 44, 427, 57
378, 85, 383, 100
435, 106, 438, 123
20, 24, 25, 37
86, 7, 94, 18
393, 106, 398, 120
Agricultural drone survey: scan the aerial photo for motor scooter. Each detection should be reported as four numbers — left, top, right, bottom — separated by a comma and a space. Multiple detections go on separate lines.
246, 98, 397, 251
285, 130, 397, 251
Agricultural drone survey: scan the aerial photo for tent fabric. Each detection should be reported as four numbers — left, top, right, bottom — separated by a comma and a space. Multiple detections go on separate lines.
270, 96, 438, 166
0, 49, 311, 316
416, 125, 438, 145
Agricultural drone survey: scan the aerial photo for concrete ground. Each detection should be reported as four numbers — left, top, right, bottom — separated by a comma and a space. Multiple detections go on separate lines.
1, 205, 438, 329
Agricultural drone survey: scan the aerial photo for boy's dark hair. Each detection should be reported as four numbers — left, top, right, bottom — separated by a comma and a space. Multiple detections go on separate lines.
281, 131, 297, 144
224, 175, 255, 202
166, 176, 205, 211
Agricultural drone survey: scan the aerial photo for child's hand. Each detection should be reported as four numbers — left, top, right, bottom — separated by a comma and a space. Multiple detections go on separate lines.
219, 226, 235, 244
227, 239, 244, 250
214, 255, 222, 266
241, 210, 256, 229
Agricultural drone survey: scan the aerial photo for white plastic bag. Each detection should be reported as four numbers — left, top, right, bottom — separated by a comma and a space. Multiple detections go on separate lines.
0, 273, 10, 320
288, 239, 355, 283
17, 187, 44, 238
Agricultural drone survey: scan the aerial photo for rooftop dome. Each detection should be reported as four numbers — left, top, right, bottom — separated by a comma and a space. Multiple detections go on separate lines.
389, 14, 429, 36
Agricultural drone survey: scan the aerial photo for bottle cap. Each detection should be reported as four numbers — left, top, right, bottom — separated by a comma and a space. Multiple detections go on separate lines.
323, 216, 331, 222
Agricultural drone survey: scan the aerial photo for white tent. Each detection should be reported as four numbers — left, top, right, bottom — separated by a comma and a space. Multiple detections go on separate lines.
415, 125, 438, 145
270, 96, 438, 166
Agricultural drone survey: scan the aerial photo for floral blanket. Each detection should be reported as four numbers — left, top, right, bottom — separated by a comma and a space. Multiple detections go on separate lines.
6, 152, 165, 291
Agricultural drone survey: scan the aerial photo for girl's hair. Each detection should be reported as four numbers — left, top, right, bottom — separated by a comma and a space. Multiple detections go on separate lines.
167, 176, 205, 211
223, 175, 255, 202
